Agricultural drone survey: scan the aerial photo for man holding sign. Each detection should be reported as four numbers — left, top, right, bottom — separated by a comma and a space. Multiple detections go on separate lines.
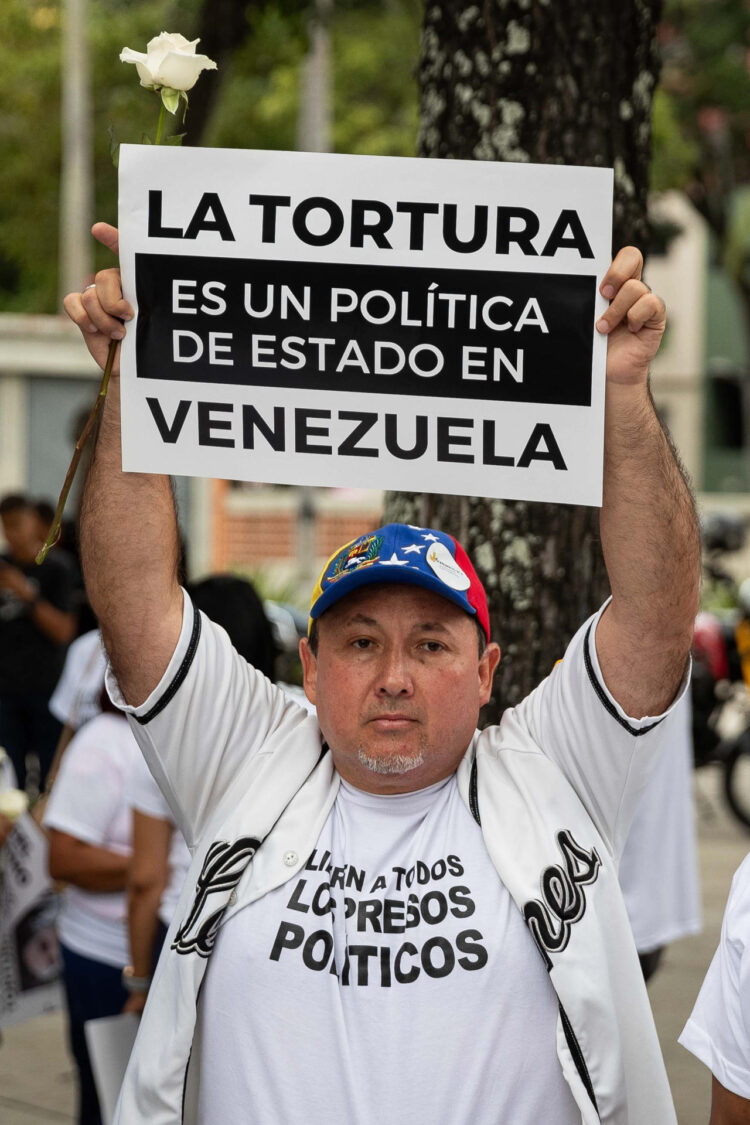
65, 226, 698, 1124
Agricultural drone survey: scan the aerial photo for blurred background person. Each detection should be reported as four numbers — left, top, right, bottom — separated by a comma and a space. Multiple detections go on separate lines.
39, 625, 107, 814
123, 573, 307, 1013
0, 493, 76, 793
34, 495, 98, 640
0, 746, 26, 848
679, 851, 750, 1122
124, 758, 190, 1015
43, 692, 139, 1125
619, 692, 702, 981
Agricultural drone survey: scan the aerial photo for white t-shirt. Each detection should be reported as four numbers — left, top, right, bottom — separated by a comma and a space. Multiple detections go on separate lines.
619, 692, 701, 951
679, 853, 750, 1098
196, 774, 580, 1125
128, 751, 191, 928
49, 629, 107, 729
43, 713, 141, 968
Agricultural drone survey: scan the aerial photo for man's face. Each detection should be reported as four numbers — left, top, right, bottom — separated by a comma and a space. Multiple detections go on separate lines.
300, 585, 500, 794
1, 509, 39, 561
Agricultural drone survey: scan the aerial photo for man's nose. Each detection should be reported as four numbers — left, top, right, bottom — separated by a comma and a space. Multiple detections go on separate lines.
376, 647, 414, 696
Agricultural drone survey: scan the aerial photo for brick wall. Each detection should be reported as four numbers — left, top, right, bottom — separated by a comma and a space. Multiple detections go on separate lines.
212, 481, 383, 572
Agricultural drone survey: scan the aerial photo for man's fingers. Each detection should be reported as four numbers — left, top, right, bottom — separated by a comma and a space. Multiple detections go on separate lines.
81, 284, 126, 339
62, 290, 122, 374
94, 268, 133, 322
599, 246, 644, 299
62, 292, 98, 335
62, 222, 125, 377
92, 221, 119, 256
596, 278, 650, 334
64, 268, 131, 340
625, 292, 666, 334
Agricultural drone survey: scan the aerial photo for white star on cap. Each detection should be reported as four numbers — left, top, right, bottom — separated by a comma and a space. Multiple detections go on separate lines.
402, 544, 425, 555
380, 552, 409, 567
421, 533, 439, 542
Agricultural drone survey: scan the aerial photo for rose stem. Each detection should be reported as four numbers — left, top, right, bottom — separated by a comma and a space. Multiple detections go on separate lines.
155, 102, 167, 145
36, 338, 119, 565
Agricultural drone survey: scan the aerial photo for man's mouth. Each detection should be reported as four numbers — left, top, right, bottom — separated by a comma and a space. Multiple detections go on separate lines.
367, 714, 419, 731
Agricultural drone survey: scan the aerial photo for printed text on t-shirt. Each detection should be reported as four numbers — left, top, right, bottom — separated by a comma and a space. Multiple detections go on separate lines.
269, 851, 488, 986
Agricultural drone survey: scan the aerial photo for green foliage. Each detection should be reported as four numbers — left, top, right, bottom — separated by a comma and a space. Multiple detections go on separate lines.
330, 6, 419, 157
649, 88, 700, 194
0, 0, 65, 311
723, 187, 750, 291
654, 2, 750, 230
0, 0, 420, 313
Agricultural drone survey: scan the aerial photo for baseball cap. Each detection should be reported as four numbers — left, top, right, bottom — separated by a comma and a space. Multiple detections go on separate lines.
309, 523, 490, 642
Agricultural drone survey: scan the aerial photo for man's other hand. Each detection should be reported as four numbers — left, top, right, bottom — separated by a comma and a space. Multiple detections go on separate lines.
596, 246, 667, 386
63, 223, 132, 376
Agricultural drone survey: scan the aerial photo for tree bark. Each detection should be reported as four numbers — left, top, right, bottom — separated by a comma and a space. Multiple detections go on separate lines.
385, 0, 663, 718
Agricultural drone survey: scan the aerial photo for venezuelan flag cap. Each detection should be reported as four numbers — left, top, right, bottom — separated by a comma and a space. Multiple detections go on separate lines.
309, 523, 490, 642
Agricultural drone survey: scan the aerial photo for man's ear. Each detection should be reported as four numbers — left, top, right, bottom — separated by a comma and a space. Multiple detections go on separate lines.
299, 637, 318, 705
478, 643, 501, 707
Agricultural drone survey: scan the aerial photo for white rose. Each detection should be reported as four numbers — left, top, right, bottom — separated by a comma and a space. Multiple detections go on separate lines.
120, 32, 217, 92
0, 788, 29, 823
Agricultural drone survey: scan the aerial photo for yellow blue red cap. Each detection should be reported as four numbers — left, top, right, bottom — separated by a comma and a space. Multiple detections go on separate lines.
309, 523, 490, 641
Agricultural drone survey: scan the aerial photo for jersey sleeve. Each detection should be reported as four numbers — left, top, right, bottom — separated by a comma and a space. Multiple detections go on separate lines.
510, 601, 690, 857
43, 715, 129, 850
105, 590, 312, 848
679, 854, 750, 1098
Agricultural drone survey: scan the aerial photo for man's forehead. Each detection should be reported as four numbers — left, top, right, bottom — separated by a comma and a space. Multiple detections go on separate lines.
324, 583, 471, 629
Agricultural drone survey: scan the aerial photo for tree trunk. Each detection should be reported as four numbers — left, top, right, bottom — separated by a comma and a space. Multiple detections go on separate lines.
385, 0, 663, 719
183, 0, 308, 146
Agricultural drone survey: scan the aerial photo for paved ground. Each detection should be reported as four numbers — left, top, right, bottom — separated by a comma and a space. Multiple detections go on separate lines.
0, 764, 747, 1125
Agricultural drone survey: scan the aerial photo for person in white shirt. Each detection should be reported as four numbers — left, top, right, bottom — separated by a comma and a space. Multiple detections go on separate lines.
123, 575, 290, 1013
49, 628, 108, 733
38, 629, 108, 809
680, 853, 750, 1123
619, 692, 701, 980
43, 697, 141, 1125
66, 235, 699, 1124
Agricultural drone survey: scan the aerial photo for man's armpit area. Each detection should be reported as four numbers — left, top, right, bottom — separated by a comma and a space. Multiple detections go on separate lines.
105, 588, 191, 716
593, 606, 691, 721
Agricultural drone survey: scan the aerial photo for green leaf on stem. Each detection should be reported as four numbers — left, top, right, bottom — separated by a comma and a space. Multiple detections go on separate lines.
166, 133, 186, 146
160, 87, 180, 115
141, 133, 153, 144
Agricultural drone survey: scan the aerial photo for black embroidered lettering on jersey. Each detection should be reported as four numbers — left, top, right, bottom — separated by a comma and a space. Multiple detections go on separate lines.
172, 836, 260, 958
522, 830, 601, 971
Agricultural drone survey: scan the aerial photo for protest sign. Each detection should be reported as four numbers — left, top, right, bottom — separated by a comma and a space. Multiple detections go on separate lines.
0, 814, 62, 1028
118, 147, 613, 505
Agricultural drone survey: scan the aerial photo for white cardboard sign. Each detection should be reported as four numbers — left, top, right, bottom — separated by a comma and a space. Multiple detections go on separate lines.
118, 147, 613, 505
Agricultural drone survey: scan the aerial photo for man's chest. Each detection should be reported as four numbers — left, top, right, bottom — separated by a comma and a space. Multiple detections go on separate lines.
195, 779, 580, 1125
205, 778, 552, 999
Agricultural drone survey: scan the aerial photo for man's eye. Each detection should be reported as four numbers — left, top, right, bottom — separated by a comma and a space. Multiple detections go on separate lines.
421, 641, 444, 653
352, 638, 373, 649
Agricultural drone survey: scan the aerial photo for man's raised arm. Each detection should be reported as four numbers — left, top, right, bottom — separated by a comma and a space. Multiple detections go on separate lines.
594, 247, 701, 718
65, 223, 183, 706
